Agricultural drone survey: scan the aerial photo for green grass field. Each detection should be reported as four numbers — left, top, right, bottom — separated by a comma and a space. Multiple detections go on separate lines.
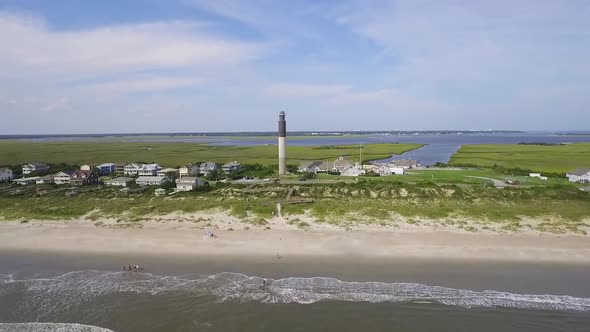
0, 140, 422, 167
449, 143, 590, 173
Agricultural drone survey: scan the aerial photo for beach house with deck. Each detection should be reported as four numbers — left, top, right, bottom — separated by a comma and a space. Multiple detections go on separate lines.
22, 163, 49, 175
567, 168, 590, 183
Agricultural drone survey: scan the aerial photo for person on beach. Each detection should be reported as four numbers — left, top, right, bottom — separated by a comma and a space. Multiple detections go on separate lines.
123, 265, 126, 271
260, 279, 266, 290
128, 264, 133, 271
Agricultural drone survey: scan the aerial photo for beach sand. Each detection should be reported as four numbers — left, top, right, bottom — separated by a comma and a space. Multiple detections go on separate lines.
1, 212, 590, 264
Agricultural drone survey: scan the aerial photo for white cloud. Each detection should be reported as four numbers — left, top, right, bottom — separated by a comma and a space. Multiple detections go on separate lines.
0, 12, 266, 79
88, 76, 204, 96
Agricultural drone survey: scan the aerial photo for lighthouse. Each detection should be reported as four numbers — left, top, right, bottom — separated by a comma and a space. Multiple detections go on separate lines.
278, 111, 287, 175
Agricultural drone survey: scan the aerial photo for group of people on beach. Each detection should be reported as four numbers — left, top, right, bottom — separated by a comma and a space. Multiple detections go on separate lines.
123, 264, 143, 272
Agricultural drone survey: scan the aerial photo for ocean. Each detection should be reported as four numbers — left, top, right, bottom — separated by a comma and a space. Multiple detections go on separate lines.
1, 252, 590, 332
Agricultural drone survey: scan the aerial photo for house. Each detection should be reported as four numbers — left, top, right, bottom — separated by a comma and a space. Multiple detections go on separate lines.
115, 163, 126, 174
136, 176, 169, 186
362, 164, 379, 172
124, 163, 140, 176
566, 168, 590, 183
175, 176, 204, 191
222, 161, 241, 173
529, 173, 541, 178
155, 188, 167, 196
299, 161, 330, 174
22, 163, 49, 175
179, 164, 200, 177
36, 174, 54, 184
157, 168, 179, 177
332, 157, 354, 173
137, 163, 161, 176
0, 167, 13, 182
104, 177, 134, 187
80, 164, 93, 171
70, 170, 99, 186
199, 162, 219, 176
376, 165, 391, 176
340, 167, 365, 177
54, 171, 75, 185
96, 163, 116, 175
388, 166, 405, 175
390, 159, 418, 169
13, 177, 40, 185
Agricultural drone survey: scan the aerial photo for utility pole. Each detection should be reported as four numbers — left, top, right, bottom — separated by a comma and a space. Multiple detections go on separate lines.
359, 143, 362, 168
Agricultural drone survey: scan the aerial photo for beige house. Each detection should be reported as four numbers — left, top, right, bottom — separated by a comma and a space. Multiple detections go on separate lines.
176, 176, 204, 191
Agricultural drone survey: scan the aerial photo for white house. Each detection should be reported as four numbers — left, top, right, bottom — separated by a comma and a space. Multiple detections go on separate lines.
13, 176, 40, 185
0, 167, 13, 182
157, 168, 179, 177
299, 161, 330, 174
80, 164, 93, 171
124, 163, 140, 176
137, 164, 161, 176
566, 168, 590, 183
222, 161, 241, 173
104, 177, 134, 187
340, 167, 365, 177
175, 176, 204, 191
22, 163, 49, 175
529, 173, 541, 178
390, 159, 418, 169
136, 176, 168, 186
179, 164, 200, 177
36, 174, 54, 184
376, 165, 391, 176
388, 166, 405, 175
199, 162, 219, 176
54, 171, 74, 185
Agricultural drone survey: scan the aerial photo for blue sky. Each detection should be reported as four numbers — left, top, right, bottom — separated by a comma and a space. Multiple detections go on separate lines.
0, 0, 589, 134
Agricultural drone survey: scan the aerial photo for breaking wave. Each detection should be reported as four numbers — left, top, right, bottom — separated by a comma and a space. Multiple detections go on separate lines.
1, 270, 590, 313
0, 323, 115, 332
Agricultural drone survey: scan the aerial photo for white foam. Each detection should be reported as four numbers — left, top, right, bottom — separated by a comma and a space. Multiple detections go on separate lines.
2, 271, 590, 314
0, 323, 115, 332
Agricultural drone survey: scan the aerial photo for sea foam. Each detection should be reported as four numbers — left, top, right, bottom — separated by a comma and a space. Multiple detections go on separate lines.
1, 270, 590, 315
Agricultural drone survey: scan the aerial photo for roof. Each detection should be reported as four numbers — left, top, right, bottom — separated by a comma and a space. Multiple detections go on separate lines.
176, 176, 198, 183
222, 161, 240, 167
54, 170, 75, 176
13, 176, 41, 182
390, 159, 418, 167
97, 163, 116, 167
72, 170, 95, 177
569, 168, 590, 176
25, 163, 47, 168
136, 176, 167, 182
158, 168, 178, 172
105, 177, 134, 183
200, 162, 217, 169
0, 167, 12, 172
139, 163, 160, 170
40, 174, 54, 180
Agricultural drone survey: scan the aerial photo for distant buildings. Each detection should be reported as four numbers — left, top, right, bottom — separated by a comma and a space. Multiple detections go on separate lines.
104, 177, 134, 187
22, 163, 49, 175
0, 168, 13, 182
36, 174, 54, 184
136, 176, 168, 186
70, 170, 99, 186
96, 163, 116, 175
567, 168, 590, 183
199, 162, 219, 176
54, 171, 75, 185
124, 163, 161, 176
179, 164, 200, 177
176, 177, 204, 192
222, 161, 241, 173
340, 167, 365, 177
157, 168, 179, 177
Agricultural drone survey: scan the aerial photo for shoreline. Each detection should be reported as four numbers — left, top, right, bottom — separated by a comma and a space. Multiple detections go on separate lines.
2, 213, 590, 265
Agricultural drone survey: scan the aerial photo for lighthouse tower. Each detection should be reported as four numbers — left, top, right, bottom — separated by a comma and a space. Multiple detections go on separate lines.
278, 111, 287, 175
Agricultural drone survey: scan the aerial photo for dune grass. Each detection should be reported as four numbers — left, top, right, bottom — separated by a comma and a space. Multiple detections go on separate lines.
449, 143, 590, 173
0, 140, 422, 167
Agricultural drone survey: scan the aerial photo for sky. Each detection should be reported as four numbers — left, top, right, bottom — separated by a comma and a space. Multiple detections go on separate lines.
0, 0, 589, 134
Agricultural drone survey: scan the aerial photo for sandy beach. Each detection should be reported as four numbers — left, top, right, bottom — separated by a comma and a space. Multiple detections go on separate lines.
1, 213, 590, 264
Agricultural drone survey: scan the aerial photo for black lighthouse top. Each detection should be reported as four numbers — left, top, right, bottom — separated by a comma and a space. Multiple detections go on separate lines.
278, 111, 286, 137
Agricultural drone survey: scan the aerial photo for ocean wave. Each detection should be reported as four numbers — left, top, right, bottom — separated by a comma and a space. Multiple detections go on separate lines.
1, 270, 590, 313
0, 323, 115, 332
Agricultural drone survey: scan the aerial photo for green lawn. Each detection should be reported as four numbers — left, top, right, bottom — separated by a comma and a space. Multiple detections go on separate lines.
0, 140, 422, 168
449, 143, 590, 173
